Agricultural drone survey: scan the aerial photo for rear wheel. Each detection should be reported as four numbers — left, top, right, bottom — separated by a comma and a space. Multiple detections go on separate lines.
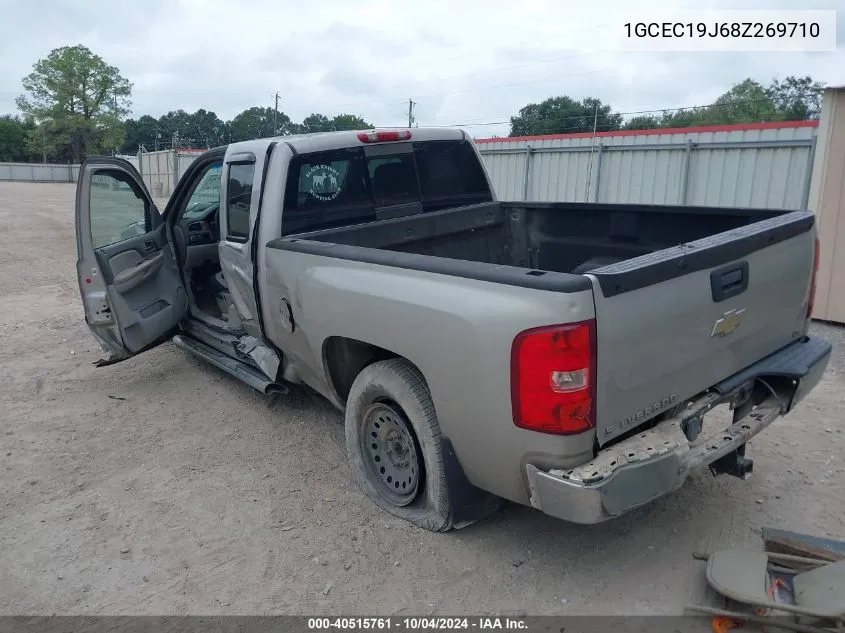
345, 358, 453, 532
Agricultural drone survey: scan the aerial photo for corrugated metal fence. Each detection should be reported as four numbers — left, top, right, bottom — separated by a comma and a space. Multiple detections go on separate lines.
138, 149, 204, 198
0, 161, 79, 183
0, 122, 819, 213
0, 150, 203, 198
476, 121, 819, 210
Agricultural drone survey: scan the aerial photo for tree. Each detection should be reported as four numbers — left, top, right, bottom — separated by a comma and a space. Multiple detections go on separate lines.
228, 106, 305, 141
225, 108, 371, 141
766, 76, 825, 120
0, 115, 31, 161
654, 76, 824, 130
301, 113, 332, 133
329, 114, 371, 131
299, 113, 371, 133
16, 45, 131, 161
157, 109, 192, 145
706, 79, 782, 124
617, 75, 826, 133
623, 114, 663, 130
188, 108, 226, 147
655, 79, 779, 129
509, 96, 622, 136
123, 115, 161, 152
229, 107, 277, 141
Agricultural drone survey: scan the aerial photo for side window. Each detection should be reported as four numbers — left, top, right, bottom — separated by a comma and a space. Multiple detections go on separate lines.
226, 163, 255, 241
183, 163, 222, 219
90, 170, 150, 248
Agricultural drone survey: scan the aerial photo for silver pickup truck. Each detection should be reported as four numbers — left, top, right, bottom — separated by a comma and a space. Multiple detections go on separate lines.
75, 127, 831, 531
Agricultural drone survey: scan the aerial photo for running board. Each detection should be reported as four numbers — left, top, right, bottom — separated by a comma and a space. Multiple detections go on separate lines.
171, 335, 287, 394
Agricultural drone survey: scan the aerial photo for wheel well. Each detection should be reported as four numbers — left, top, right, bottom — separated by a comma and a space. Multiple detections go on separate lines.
323, 337, 401, 402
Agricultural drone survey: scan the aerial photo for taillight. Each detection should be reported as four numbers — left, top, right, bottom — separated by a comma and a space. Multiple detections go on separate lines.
357, 130, 412, 143
808, 237, 820, 318
510, 320, 597, 435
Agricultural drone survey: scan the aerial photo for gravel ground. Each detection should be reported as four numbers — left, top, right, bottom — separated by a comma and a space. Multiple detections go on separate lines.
1, 181, 843, 616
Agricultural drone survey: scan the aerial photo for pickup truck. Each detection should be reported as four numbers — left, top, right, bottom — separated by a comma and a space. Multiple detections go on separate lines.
75, 127, 831, 531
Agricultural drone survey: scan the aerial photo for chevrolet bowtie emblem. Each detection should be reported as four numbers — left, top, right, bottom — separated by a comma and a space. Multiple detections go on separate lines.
711, 308, 746, 338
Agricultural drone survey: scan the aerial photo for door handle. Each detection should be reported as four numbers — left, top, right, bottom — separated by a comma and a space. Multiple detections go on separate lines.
113, 251, 164, 293
710, 261, 749, 302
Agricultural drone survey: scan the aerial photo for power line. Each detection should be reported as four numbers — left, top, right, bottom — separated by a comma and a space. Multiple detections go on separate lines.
419, 94, 822, 131
279, 48, 680, 115
260, 1, 710, 116
274, 50, 704, 118
126, 94, 821, 150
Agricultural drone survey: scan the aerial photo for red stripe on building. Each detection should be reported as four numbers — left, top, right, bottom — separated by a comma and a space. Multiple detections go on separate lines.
473, 120, 819, 144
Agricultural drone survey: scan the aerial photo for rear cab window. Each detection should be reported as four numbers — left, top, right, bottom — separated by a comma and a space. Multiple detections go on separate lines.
281, 140, 492, 236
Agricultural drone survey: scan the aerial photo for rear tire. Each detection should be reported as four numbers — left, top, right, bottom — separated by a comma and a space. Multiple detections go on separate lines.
345, 358, 453, 532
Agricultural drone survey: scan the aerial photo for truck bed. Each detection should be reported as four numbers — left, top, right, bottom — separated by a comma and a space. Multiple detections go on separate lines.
279, 200, 785, 278
271, 199, 816, 446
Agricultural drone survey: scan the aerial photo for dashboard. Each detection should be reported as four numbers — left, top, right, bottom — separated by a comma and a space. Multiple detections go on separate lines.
173, 201, 221, 271
180, 201, 220, 246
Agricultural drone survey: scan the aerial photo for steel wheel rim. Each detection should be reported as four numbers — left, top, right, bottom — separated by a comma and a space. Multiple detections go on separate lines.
360, 401, 421, 506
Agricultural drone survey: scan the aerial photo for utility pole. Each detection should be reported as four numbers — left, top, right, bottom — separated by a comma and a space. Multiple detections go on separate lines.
273, 91, 280, 136
584, 103, 599, 201
408, 98, 416, 128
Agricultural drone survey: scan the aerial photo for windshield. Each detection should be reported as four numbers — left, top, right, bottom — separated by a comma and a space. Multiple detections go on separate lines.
183, 162, 223, 219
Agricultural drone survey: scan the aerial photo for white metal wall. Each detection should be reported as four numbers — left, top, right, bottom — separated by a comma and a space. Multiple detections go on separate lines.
138, 150, 176, 198
0, 162, 79, 183
477, 123, 818, 210
808, 86, 845, 324
136, 150, 203, 199
0, 150, 203, 201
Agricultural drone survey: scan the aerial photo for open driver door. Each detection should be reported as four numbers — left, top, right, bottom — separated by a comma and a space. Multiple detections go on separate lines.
75, 157, 187, 366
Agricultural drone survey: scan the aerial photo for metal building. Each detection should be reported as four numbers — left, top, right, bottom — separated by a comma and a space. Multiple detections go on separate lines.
808, 86, 845, 324
137, 148, 206, 198
475, 120, 819, 211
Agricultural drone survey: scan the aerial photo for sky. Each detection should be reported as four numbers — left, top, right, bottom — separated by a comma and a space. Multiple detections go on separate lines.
0, 0, 843, 139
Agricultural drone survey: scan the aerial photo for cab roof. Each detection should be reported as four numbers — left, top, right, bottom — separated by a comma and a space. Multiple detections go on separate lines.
225, 127, 468, 158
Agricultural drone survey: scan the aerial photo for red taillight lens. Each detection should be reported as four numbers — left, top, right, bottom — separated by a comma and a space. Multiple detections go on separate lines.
808, 237, 820, 318
510, 320, 597, 435
357, 130, 412, 143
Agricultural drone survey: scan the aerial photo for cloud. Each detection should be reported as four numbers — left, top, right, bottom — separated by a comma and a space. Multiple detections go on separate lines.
0, 0, 842, 138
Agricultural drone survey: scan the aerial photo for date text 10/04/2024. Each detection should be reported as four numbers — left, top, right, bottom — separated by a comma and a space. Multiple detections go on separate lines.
307, 618, 528, 630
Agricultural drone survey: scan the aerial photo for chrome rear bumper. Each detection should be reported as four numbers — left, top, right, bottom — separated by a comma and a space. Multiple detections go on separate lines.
526, 335, 831, 525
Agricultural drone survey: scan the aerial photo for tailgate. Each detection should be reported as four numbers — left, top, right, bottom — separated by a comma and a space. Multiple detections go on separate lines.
588, 210, 816, 446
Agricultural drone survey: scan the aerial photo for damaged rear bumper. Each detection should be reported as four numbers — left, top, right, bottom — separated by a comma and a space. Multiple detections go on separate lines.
525, 335, 831, 525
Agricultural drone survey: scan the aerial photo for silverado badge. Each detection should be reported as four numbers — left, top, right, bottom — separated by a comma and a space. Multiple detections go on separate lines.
711, 308, 746, 338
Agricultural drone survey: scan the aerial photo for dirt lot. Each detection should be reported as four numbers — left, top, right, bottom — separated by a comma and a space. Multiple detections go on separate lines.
1, 181, 843, 616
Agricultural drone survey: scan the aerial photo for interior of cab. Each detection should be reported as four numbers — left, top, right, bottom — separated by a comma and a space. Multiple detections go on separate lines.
169, 159, 239, 330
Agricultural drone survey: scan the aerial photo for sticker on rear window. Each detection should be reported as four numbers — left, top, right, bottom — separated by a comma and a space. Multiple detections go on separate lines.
306, 164, 342, 201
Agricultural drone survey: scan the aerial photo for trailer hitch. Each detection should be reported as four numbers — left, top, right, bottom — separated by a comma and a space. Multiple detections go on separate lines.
709, 442, 754, 480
